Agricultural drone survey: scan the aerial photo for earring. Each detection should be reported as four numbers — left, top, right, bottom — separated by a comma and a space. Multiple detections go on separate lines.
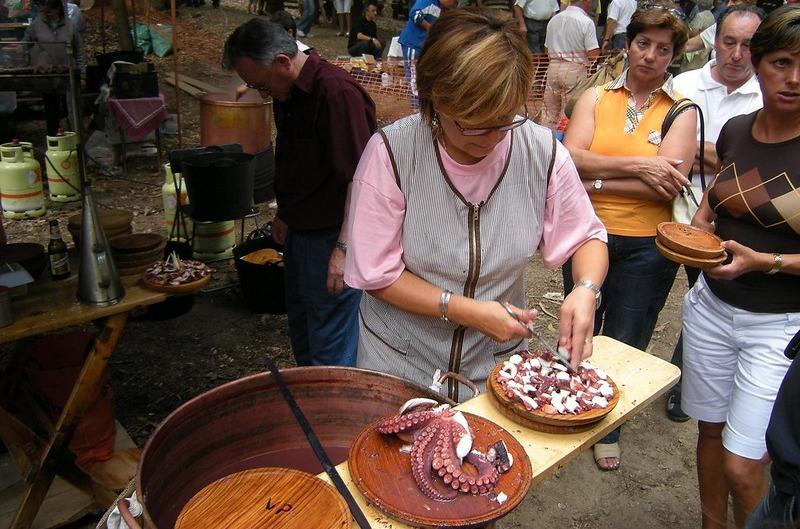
431, 113, 440, 128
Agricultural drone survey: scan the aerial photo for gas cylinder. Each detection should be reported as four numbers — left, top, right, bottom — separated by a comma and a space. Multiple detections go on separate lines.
162, 163, 192, 241
0, 140, 46, 219
45, 130, 81, 202
192, 221, 235, 261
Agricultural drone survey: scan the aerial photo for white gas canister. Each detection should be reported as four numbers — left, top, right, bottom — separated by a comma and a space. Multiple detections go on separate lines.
192, 221, 235, 261
0, 140, 46, 219
45, 130, 81, 202
162, 163, 193, 241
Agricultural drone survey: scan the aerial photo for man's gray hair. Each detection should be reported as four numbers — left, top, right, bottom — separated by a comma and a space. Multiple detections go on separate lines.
222, 18, 298, 70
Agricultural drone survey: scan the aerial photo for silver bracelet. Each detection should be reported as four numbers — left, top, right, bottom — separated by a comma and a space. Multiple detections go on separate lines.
439, 289, 453, 322
335, 240, 347, 253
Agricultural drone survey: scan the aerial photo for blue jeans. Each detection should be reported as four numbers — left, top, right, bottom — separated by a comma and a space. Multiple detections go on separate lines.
297, 0, 316, 34
284, 228, 361, 367
564, 234, 679, 444
610, 33, 627, 50
745, 483, 799, 529
669, 266, 701, 397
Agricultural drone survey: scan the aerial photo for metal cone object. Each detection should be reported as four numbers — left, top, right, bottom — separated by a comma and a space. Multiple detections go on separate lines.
77, 185, 124, 306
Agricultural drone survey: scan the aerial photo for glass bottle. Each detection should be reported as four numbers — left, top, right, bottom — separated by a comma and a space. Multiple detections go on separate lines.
48, 219, 70, 280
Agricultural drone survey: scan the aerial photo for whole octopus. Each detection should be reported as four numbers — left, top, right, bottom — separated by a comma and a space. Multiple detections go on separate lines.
376, 398, 513, 502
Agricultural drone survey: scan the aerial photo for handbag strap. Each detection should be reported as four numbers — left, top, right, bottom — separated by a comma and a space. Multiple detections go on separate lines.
661, 98, 706, 191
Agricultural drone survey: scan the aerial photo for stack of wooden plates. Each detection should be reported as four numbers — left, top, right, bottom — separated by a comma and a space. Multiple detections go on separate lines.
656, 222, 726, 268
110, 233, 166, 276
67, 209, 133, 246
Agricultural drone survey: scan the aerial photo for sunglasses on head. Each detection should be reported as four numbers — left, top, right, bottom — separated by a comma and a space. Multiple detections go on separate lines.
639, 2, 688, 21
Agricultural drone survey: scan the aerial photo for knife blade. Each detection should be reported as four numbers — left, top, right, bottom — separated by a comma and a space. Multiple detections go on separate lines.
500, 301, 577, 374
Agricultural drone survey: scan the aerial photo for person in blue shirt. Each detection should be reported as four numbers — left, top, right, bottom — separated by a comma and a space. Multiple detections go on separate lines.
398, 0, 455, 106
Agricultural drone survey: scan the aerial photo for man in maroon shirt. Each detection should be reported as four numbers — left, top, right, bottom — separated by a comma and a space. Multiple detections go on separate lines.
224, 19, 377, 366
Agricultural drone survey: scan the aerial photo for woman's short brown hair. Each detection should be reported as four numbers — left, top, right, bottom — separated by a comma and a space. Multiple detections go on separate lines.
750, 4, 800, 69
416, 8, 533, 130
626, 1, 690, 58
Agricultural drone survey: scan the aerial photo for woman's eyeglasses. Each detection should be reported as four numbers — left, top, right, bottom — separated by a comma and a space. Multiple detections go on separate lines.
452, 106, 529, 136
639, 2, 688, 21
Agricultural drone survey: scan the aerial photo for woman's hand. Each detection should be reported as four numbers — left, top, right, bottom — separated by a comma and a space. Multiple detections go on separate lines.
475, 301, 538, 343
705, 240, 771, 280
634, 156, 689, 199
558, 287, 597, 369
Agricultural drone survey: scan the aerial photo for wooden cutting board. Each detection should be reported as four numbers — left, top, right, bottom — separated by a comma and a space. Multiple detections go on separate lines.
175, 467, 351, 529
348, 413, 531, 528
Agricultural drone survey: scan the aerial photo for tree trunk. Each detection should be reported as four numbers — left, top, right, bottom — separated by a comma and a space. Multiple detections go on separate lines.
111, 0, 134, 51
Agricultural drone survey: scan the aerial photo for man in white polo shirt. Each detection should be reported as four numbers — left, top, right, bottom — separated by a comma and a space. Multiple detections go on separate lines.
665, 3, 765, 422
542, 0, 599, 129
514, 0, 560, 53
601, 0, 635, 49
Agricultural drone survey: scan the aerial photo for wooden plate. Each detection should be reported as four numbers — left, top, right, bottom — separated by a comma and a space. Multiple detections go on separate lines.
348, 413, 531, 529
175, 467, 351, 529
110, 233, 165, 254
656, 222, 724, 259
486, 363, 620, 434
141, 272, 211, 293
655, 239, 727, 268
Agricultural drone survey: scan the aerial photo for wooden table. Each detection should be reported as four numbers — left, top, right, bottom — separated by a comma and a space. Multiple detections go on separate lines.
319, 336, 681, 528
0, 274, 168, 529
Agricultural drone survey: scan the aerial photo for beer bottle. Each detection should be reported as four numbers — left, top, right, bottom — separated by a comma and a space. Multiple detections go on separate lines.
48, 220, 70, 280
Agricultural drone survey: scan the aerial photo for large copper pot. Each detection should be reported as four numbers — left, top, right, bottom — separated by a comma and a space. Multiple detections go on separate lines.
137, 366, 447, 528
199, 92, 272, 153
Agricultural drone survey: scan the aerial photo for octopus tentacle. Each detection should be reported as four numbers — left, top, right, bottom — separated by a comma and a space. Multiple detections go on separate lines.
411, 423, 457, 501
375, 408, 438, 435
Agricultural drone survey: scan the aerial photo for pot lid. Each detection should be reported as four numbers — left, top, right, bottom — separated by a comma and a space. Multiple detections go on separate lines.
175, 467, 351, 529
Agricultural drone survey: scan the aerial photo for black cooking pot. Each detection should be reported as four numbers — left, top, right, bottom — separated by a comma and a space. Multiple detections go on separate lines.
182, 152, 254, 222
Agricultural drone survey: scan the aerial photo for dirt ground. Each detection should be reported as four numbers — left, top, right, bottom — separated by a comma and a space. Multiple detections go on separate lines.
2, 3, 709, 528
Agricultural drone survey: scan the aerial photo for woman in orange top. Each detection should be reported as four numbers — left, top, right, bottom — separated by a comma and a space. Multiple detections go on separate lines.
563, 1, 697, 471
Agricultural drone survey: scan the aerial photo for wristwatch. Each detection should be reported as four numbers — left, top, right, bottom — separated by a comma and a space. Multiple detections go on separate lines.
573, 279, 602, 309
593, 179, 603, 192
335, 240, 348, 253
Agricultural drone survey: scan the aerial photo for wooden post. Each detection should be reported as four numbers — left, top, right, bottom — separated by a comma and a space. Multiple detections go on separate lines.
112, 0, 135, 51
171, 0, 183, 146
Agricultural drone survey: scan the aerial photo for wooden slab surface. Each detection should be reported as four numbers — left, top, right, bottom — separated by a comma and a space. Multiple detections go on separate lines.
318, 336, 681, 529
175, 468, 351, 529
348, 413, 531, 528
1, 274, 167, 345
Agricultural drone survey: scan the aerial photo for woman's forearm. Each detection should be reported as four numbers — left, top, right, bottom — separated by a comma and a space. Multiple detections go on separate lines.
568, 148, 647, 180
569, 238, 608, 286
586, 177, 672, 202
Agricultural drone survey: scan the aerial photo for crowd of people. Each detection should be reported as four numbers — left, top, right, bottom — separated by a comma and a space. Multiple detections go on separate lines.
222, 0, 799, 526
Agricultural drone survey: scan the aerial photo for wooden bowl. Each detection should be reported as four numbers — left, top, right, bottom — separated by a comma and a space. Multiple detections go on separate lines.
656, 222, 724, 259
141, 272, 211, 294
348, 413, 531, 529
110, 233, 165, 254
655, 239, 727, 269
486, 363, 620, 434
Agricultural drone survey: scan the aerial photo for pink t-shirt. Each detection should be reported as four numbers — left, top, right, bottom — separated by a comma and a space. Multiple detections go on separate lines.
344, 132, 607, 290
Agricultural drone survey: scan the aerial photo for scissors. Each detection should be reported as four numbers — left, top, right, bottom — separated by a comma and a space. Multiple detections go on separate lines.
499, 301, 577, 374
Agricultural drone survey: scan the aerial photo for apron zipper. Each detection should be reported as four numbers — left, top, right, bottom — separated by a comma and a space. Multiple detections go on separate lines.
448, 201, 484, 401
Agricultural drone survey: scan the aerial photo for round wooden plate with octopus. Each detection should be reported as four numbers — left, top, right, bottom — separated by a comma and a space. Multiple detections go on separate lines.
487, 350, 620, 434
348, 398, 532, 528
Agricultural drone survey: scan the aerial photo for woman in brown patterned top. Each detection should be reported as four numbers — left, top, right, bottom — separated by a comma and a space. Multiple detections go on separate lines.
680, 6, 800, 528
